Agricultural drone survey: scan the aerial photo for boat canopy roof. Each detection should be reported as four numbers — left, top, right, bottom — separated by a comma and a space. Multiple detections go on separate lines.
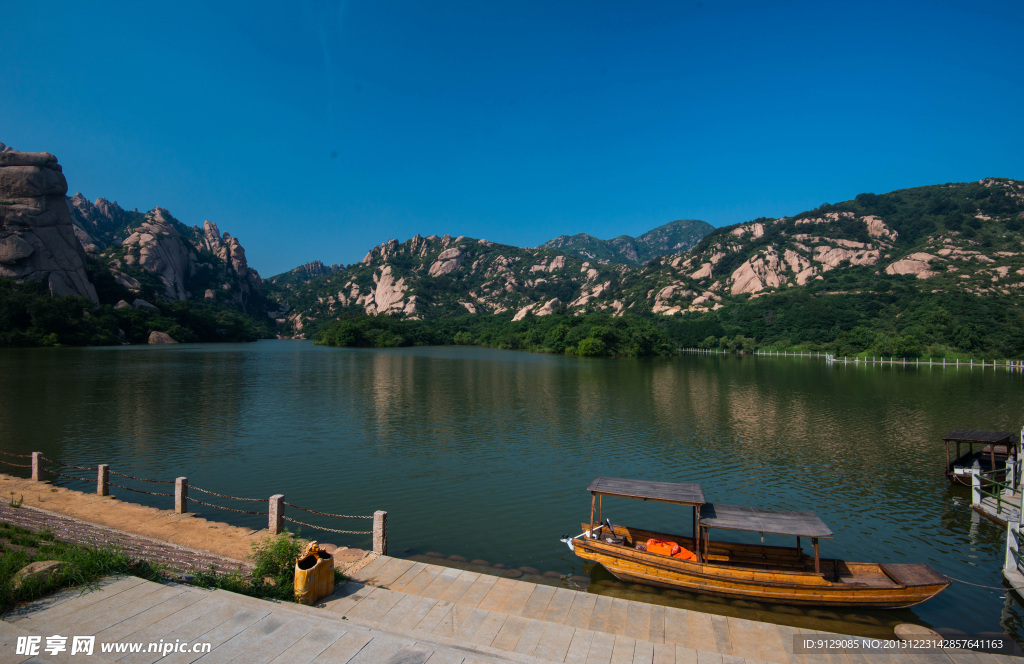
699, 503, 833, 538
943, 430, 1014, 444
587, 477, 705, 506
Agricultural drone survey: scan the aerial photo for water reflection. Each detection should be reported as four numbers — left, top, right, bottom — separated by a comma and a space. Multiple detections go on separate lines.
1, 342, 1023, 642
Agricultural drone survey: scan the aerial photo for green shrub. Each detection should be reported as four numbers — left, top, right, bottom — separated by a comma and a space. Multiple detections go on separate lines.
577, 337, 606, 357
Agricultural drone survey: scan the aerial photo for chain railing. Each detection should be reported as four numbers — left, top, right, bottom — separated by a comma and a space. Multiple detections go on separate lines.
0, 450, 387, 554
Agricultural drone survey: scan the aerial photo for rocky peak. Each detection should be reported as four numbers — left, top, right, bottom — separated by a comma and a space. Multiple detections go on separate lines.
297, 260, 339, 278
67, 192, 129, 253
93, 197, 121, 218
539, 219, 713, 265
120, 208, 195, 300
0, 147, 98, 302
198, 218, 262, 299
202, 219, 226, 256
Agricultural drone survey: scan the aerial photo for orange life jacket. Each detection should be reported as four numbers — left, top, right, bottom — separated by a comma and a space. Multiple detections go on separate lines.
646, 538, 696, 561
672, 546, 697, 561
645, 539, 680, 556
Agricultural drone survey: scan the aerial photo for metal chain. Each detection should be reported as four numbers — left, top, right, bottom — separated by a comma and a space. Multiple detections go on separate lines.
0, 450, 31, 458
49, 470, 93, 483
283, 502, 373, 519
282, 515, 372, 535
190, 485, 264, 502
9, 455, 373, 531
108, 470, 175, 484
188, 497, 268, 515
0, 460, 31, 468
107, 482, 174, 497
39, 455, 96, 471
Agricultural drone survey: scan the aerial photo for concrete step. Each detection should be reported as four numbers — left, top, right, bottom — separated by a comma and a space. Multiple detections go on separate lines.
213, 576, 762, 664
2, 607, 120, 663
209, 586, 561, 664
342, 557, 796, 664
6, 576, 538, 664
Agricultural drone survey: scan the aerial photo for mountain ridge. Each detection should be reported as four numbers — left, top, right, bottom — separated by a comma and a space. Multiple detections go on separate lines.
270, 178, 1024, 358
538, 218, 713, 264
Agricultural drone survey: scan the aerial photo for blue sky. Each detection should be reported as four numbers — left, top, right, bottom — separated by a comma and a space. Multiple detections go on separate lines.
2, 1, 1021, 276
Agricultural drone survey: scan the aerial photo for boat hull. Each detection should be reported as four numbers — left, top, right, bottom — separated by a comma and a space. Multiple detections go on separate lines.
573, 527, 949, 609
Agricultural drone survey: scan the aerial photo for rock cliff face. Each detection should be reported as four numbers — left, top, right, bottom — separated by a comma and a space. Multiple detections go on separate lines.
67, 192, 133, 255
69, 191, 265, 311
200, 220, 263, 302
0, 144, 98, 303
120, 208, 198, 300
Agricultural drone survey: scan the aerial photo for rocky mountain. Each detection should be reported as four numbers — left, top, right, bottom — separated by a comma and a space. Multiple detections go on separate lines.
266, 260, 341, 289
642, 178, 1024, 315
276, 179, 1024, 343
0, 143, 98, 303
539, 219, 712, 264
68, 191, 265, 313
274, 233, 641, 335
1, 143, 269, 320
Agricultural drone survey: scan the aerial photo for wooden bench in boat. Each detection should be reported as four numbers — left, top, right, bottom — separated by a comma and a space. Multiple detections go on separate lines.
880, 563, 949, 586
583, 522, 816, 572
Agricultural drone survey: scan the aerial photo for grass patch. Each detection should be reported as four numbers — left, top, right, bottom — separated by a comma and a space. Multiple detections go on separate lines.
0, 523, 163, 614
0, 525, 346, 613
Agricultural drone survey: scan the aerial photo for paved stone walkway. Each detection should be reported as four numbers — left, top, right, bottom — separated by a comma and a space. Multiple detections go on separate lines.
3, 575, 523, 664
5, 567, 1022, 664
0, 473, 270, 562
333, 556, 1024, 664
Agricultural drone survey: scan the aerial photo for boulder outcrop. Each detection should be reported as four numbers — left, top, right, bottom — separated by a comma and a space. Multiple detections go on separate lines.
0, 144, 98, 303
121, 208, 196, 300
200, 220, 263, 302
148, 331, 178, 344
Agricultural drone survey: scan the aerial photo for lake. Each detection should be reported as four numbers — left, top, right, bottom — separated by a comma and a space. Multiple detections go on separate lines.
1, 340, 1022, 640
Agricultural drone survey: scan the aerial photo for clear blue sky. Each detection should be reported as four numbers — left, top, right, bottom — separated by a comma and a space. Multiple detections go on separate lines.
2, 1, 1021, 276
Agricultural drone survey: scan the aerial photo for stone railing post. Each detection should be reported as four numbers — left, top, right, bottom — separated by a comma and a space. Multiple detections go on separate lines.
31, 452, 43, 481
97, 464, 109, 496
269, 494, 284, 535
175, 477, 188, 514
373, 510, 388, 555
972, 470, 981, 507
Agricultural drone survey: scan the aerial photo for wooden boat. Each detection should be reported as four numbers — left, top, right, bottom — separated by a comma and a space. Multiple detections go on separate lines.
563, 477, 950, 608
943, 429, 1016, 483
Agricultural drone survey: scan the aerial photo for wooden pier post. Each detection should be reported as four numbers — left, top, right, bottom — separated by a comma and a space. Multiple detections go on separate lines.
175, 477, 188, 513
30, 452, 43, 481
97, 464, 109, 496
269, 494, 284, 535
373, 510, 388, 555
972, 470, 981, 508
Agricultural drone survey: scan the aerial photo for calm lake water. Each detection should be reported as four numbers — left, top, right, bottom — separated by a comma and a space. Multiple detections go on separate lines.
1, 340, 1023, 641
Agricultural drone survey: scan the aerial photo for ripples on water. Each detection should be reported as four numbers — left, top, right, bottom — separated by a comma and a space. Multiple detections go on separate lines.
0, 342, 1022, 640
